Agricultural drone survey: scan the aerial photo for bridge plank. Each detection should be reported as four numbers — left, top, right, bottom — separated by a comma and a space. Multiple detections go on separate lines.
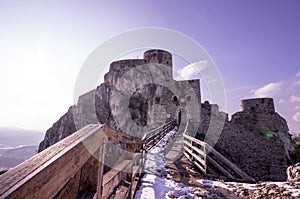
130, 177, 140, 199
102, 160, 132, 199
112, 184, 129, 199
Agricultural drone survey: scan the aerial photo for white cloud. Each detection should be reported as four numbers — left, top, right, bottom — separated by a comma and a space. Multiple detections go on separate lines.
296, 70, 300, 77
292, 81, 300, 87
295, 106, 300, 110
293, 112, 300, 122
278, 99, 285, 104
290, 95, 300, 103
177, 60, 208, 80
251, 82, 282, 98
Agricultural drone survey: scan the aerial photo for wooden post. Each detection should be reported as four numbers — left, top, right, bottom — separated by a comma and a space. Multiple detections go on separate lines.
128, 156, 134, 199
203, 143, 207, 174
190, 136, 194, 161
95, 140, 106, 199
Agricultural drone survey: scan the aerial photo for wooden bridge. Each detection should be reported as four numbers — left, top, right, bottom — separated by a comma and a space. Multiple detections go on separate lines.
0, 120, 254, 199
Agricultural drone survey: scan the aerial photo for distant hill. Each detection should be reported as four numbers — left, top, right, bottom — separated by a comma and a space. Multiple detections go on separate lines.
0, 127, 44, 171
0, 145, 38, 171
0, 127, 44, 147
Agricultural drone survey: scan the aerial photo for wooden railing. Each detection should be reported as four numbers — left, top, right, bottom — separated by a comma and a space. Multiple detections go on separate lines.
101, 153, 143, 199
142, 120, 176, 151
0, 120, 176, 199
183, 134, 207, 174
0, 124, 145, 199
183, 133, 255, 183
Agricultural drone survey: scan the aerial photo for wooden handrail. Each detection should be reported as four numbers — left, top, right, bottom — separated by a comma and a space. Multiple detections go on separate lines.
101, 153, 142, 199
0, 124, 146, 199
183, 133, 207, 174
183, 133, 255, 182
206, 144, 255, 182
142, 120, 176, 151
0, 124, 105, 199
142, 120, 175, 140
0, 120, 177, 199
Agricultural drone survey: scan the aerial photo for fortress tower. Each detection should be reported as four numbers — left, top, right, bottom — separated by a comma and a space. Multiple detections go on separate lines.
241, 98, 275, 114
143, 49, 172, 67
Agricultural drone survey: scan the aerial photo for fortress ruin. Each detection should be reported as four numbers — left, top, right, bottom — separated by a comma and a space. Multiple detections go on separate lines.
38, 49, 298, 182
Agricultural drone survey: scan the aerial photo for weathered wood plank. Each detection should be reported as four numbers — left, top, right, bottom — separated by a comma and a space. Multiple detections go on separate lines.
54, 169, 81, 199
132, 166, 139, 177
0, 120, 176, 199
206, 156, 236, 180
78, 154, 100, 193
0, 124, 99, 196
183, 146, 206, 167
113, 183, 129, 199
142, 121, 174, 140
102, 160, 132, 199
95, 142, 106, 199
130, 177, 140, 199
102, 160, 131, 185
0, 124, 106, 199
183, 134, 205, 147
183, 140, 205, 157
194, 160, 206, 174
183, 152, 192, 162
206, 144, 254, 182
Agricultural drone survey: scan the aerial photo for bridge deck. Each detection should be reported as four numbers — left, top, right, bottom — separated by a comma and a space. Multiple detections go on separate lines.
0, 119, 255, 199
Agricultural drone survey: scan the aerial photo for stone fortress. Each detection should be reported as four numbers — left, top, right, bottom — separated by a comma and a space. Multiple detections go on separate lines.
38, 49, 201, 150
38, 49, 300, 182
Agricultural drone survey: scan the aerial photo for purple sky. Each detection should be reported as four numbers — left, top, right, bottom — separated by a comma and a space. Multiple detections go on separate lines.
0, 0, 299, 134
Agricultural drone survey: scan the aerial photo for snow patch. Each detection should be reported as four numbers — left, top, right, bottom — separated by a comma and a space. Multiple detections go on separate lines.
135, 128, 196, 199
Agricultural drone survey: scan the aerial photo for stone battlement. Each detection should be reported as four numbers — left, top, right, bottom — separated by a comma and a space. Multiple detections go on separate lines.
241, 98, 275, 113
143, 49, 172, 67
109, 59, 146, 73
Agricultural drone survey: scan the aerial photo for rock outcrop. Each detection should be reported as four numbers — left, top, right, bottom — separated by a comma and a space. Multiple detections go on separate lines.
287, 163, 300, 182
198, 99, 295, 181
